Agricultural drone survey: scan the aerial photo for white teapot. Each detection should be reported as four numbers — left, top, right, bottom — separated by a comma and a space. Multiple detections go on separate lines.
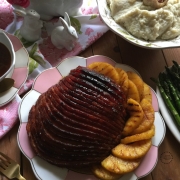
27, 0, 83, 20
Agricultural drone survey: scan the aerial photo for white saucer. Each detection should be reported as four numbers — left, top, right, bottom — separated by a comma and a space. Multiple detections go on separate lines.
0, 33, 29, 107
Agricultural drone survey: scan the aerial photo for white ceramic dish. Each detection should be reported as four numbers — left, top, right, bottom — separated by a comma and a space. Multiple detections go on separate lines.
18, 55, 166, 180
97, 0, 180, 49
27, 0, 83, 20
156, 87, 180, 143
0, 33, 29, 107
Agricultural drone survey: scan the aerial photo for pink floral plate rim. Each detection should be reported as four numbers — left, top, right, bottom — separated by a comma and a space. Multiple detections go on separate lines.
0, 33, 29, 107
18, 55, 166, 180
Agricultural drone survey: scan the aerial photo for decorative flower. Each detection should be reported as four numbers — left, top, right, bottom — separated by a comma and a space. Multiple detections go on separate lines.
85, 28, 94, 36
6, 0, 30, 8
0, 0, 14, 30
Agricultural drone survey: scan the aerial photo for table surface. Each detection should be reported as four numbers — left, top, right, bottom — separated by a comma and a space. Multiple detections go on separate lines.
0, 30, 180, 180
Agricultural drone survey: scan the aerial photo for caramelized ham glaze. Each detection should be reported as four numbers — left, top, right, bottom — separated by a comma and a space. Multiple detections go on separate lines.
27, 66, 127, 168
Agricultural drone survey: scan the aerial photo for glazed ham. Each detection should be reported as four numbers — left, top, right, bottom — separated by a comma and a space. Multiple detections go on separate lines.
26, 66, 127, 168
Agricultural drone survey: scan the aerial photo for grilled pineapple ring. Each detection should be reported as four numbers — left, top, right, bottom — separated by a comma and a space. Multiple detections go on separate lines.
88, 62, 120, 84
112, 139, 152, 160
92, 165, 122, 180
122, 98, 144, 136
127, 79, 140, 102
141, 83, 152, 104
101, 155, 141, 174
131, 98, 155, 135
121, 125, 155, 144
115, 67, 129, 95
127, 71, 144, 101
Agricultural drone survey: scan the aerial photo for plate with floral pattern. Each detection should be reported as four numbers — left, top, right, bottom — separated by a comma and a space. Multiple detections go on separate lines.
18, 55, 166, 180
97, 0, 180, 49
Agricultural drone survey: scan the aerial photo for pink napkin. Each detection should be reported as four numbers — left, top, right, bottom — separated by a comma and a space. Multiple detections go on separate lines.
0, 0, 109, 139
0, 95, 21, 138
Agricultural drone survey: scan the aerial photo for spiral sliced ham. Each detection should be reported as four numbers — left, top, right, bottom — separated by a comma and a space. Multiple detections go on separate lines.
26, 66, 127, 168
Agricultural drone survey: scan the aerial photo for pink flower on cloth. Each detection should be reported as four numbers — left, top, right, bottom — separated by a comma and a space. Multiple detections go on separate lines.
85, 28, 94, 36
0, 95, 21, 139
18, 79, 34, 95
87, 32, 104, 45
39, 36, 83, 67
81, 7, 94, 15
0, 0, 14, 30
6, 0, 30, 8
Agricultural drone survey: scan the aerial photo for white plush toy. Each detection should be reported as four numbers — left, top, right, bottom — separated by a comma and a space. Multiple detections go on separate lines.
13, 6, 43, 42
51, 12, 78, 51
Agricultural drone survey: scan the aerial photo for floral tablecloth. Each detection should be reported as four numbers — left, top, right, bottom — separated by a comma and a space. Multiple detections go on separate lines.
0, 0, 109, 139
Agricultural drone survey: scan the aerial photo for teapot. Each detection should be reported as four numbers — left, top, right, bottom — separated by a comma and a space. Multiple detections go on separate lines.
27, 0, 83, 20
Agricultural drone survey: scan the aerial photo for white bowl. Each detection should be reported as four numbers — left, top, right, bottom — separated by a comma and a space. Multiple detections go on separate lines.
0, 30, 15, 82
97, 0, 180, 49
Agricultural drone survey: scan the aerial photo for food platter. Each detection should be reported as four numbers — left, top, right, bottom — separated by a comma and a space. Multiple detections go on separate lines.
156, 88, 180, 143
97, 0, 180, 49
18, 55, 166, 180
0, 33, 29, 107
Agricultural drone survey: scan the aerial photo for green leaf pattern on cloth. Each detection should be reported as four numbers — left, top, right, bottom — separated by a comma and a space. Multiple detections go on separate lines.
90, 14, 97, 20
28, 43, 46, 74
29, 43, 38, 57
13, 34, 47, 74
14, 30, 42, 74
28, 57, 38, 74
70, 17, 82, 34
33, 55, 46, 66
14, 29, 34, 48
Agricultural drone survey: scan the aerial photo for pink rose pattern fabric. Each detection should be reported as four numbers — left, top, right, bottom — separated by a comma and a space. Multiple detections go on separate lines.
0, 0, 109, 139
0, 96, 21, 138
0, 0, 14, 30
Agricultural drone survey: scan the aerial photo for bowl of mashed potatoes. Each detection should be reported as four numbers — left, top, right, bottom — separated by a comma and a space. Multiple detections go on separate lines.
97, 0, 180, 49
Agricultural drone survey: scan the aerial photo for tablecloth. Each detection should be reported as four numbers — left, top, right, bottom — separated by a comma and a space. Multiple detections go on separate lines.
0, 0, 109, 139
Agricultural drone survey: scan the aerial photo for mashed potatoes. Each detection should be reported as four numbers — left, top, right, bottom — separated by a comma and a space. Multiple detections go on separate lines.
108, 0, 180, 40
